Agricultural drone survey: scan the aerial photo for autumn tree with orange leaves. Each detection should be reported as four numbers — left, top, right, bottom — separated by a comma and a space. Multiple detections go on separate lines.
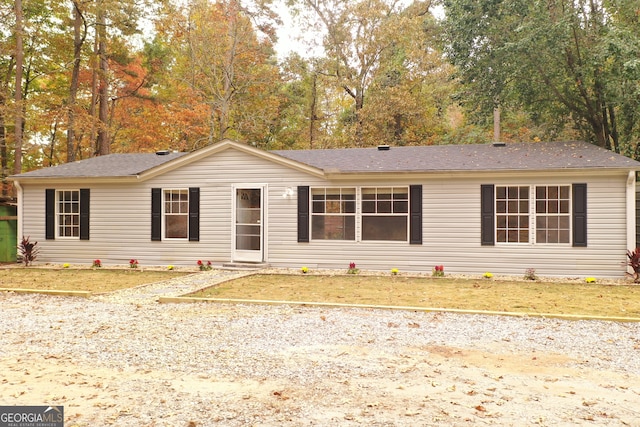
147, 0, 284, 150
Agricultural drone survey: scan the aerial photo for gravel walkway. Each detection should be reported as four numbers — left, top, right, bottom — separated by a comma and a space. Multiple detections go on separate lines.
1, 270, 640, 426
94, 269, 255, 305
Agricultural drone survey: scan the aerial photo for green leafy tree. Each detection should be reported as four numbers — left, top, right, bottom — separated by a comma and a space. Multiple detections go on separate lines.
361, 1, 457, 146
443, 0, 640, 154
287, 0, 455, 147
278, 54, 353, 149
0, 0, 72, 178
287, 0, 406, 146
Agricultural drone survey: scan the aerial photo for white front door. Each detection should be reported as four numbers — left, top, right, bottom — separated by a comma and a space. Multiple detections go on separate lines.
233, 187, 264, 262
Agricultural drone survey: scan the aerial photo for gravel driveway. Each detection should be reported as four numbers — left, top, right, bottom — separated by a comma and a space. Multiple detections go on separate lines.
1, 271, 639, 426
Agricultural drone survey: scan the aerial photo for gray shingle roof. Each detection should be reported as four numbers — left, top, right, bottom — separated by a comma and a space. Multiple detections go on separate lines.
12, 152, 187, 178
272, 141, 640, 173
10, 141, 640, 180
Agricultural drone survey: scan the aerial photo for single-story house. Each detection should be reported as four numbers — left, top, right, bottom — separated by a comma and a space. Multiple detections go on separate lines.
8, 139, 640, 277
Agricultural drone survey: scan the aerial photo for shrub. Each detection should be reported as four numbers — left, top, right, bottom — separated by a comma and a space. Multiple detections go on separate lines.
585, 277, 597, 284
347, 262, 359, 274
627, 248, 640, 283
391, 268, 399, 275
301, 266, 309, 274
524, 268, 537, 281
18, 236, 39, 267
129, 259, 139, 268
432, 265, 444, 277
483, 272, 493, 279
92, 259, 102, 268
197, 260, 213, 271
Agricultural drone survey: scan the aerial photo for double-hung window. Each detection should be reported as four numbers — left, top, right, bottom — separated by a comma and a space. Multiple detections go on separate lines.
58, 190, 80, 238
491, 184, 573, 245
151, 187, 199, 241
164, 189, 189, 239
311, 188, 356, 240
361, 187, 409, 241
495, 186, 529, 243
45, 188, 89, 240
535, 185, 570, 243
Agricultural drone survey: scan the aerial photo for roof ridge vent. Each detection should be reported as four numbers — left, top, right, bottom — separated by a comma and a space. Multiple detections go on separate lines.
155, 149, 171, 155
377, 144, 390, 151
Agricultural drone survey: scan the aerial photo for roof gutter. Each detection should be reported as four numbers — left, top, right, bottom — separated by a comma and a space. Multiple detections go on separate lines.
7, 175, 143, 185
322, 167, 639, 181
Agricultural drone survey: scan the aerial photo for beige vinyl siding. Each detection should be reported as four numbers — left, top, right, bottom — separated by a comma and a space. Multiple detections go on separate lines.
22, 183, 162, 265
19, 149, 327, 267
18, 146, 632, 278
433, 173, 627, 277
270, 172, 630, 278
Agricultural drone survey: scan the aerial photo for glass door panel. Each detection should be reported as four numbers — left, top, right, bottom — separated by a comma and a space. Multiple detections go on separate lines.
234, 188, 263, 261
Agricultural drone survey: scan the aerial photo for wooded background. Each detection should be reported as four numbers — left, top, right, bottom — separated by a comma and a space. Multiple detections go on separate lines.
1, 0, 639, 195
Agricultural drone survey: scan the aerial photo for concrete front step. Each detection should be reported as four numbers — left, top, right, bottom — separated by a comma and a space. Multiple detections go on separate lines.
221, 262, 270, 270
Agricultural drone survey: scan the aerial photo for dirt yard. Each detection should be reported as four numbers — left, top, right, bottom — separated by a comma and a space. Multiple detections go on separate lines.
1, 290, 639, 426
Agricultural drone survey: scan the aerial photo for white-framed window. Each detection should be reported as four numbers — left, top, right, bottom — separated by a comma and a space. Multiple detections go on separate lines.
535, 185, 571, 244
495, 186, 529, 243
361, 187, 409, 241
164, 189, 189, 239
495, 185, 571, 244
57, 190, 80, 238
311, 187, 356, 240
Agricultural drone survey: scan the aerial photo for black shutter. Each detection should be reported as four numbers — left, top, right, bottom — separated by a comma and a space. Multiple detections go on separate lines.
45, 189, 55, 240
481, 184, 495, 246
297, 186, 310, 242
79, 189, 90, 240
189, 187, 200, 241
151, 188, 162, 241
409, 185, 422, 244
572, 183, 587, 247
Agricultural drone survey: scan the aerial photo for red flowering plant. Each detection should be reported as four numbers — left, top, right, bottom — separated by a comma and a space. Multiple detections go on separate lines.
129, 259, 139, 268
197, 260, 213, 271
347, 262, 359, 275
92, 259, 102, 268
432, 265, 445, 277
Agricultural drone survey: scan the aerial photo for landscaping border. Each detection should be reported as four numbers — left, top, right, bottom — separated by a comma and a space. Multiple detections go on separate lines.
0, 288, 91, 298
157, 296, 640, 323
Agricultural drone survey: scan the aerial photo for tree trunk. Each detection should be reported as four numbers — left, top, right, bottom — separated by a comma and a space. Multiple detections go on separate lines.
219, 0, 239, 141
0, 118, 5, 196
308, 72, 317, 149
393, 114, 403, 143
67, 2, 86, 162
0, 58, 13, 196
13, 0, 24, 174
493, 106, 501, 142
0, 119, 5, 196
89, 26, 99, 158
607, 104, 619, 154
354, 88, 364, 147
47, 120, 59, 166
0, 79, 7, 196
96, 6, 110, 156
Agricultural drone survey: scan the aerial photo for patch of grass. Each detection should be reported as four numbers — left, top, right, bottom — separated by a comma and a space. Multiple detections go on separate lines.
187, 274, 640, 318
0, 268, 190, 293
